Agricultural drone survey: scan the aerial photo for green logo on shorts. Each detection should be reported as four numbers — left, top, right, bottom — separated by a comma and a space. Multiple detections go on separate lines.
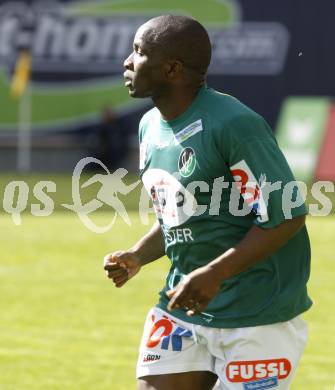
179, 147, 197, 177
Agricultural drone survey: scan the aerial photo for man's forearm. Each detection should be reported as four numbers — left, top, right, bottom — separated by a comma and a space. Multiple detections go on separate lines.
130, 221, 165, 266
209, 215, 306, 282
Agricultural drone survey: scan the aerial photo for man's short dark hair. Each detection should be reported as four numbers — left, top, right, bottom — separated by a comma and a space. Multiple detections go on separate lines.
144, 15, 212, 77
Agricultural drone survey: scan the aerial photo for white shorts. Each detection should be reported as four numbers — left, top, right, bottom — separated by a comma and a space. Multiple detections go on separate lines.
136, 307, 308, 390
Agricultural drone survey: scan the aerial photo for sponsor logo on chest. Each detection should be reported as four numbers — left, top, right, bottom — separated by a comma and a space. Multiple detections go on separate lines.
174, 119, 203, 144
142, 169, 197, 228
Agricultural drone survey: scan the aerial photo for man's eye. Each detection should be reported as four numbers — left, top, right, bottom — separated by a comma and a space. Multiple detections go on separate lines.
134, 49, 144, 56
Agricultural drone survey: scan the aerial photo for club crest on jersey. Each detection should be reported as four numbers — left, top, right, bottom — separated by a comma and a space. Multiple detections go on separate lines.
178, 147, 197, 178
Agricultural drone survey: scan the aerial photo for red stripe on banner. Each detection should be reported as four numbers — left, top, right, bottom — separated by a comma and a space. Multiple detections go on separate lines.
315, 105, 335, 180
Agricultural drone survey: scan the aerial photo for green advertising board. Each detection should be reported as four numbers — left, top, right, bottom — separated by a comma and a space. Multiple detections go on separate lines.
276, 97, 331, 183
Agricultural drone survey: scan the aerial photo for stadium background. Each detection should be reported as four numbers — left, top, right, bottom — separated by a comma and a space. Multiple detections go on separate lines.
0, 0, 334, 389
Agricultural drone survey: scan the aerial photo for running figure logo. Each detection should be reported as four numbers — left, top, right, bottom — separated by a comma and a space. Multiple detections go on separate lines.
63, 157, 140, 233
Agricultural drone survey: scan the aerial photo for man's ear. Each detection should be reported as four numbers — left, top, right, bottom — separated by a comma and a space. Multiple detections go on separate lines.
164, 60, 183, 81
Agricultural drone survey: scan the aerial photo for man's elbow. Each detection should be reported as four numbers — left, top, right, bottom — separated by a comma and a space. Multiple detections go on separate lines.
293, 214, 306, 226
287, 214, 306, 234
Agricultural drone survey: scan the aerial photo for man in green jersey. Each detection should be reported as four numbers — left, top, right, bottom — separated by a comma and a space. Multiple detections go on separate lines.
104, 15, 311, 390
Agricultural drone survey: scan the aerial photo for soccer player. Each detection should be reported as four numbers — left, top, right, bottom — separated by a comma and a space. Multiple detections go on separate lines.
104, 15, 312, 390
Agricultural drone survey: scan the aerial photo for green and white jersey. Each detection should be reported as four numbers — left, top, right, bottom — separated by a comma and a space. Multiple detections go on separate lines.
139, 85, 312, 328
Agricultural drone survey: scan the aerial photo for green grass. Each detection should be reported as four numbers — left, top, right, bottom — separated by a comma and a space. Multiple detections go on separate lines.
0, 212, 165, 390
0, 212, 334, 389
0, 173, 143, 214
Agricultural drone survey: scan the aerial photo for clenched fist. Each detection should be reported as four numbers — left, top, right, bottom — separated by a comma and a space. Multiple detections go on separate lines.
104, 251, 141, 288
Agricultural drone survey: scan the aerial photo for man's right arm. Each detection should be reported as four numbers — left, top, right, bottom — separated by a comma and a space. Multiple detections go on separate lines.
103, 221, 165, 287
130, 220, 165, 265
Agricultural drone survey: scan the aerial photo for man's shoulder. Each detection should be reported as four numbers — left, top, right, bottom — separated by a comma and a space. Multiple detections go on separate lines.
204, 87, 262, 123
202, 87, 268, 141
139, 107, 160, 129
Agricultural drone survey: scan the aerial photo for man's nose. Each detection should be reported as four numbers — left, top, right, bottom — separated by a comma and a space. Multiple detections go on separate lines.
123, 52, 134, 70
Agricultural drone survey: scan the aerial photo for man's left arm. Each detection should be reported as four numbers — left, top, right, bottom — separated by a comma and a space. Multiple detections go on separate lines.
167, 215, 306, 315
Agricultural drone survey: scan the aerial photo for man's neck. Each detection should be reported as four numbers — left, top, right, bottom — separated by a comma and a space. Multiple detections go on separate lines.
152, 85, 203, 121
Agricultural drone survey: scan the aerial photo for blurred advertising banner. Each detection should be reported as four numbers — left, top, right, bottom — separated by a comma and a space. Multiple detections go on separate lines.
276, 98, 330, 182
0, 0, 290, 134
0, 0, 334, 174
315, 107, 335, 181
0, 1, 289, 79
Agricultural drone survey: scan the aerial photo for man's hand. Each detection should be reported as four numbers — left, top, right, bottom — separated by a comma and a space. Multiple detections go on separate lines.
104, 251, 141, 288
166, 266, 221, 316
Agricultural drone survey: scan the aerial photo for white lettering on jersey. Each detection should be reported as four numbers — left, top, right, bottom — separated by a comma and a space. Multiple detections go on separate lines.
164, 227, 194, 245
